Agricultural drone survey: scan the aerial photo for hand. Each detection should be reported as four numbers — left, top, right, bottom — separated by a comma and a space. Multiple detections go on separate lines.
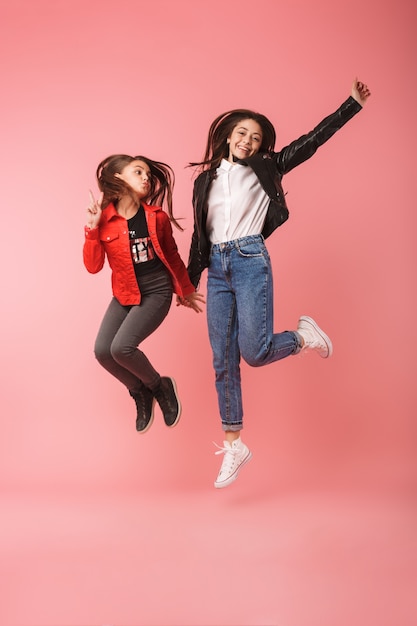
86, 190, 103, 229
176, 291, 206, 313
351, 78, 371, 105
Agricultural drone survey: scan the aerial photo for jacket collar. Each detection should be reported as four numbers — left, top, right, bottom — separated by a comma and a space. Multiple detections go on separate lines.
105, 202, 161, 220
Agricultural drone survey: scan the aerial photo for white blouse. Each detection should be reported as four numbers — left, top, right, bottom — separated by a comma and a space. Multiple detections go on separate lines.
206, 159, 269, 244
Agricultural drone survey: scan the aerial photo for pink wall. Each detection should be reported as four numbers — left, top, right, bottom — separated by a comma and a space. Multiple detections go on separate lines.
0, 0, 415, 493
1, 1, 416, 624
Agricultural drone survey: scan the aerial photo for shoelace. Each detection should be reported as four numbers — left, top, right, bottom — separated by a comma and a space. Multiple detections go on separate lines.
133, 393, 145, 420
213, 442, 238, 473
213, 441, 235, 454
154, 386, 174, 412
156, 395, 174, 413
305, 334, 329, 357
310, 331, 326, 346
298, 332, 325, 355
132, 388, 153, 416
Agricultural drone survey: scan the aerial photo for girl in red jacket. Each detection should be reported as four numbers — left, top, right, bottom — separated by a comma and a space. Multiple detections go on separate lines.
84, 154, 204, 433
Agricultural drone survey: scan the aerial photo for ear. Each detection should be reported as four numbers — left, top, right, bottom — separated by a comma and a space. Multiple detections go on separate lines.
226, 138, 230, 144
114, 172, 122, 179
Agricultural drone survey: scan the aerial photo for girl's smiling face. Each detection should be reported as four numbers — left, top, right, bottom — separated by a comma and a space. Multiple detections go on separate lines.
227, 118, 263, 162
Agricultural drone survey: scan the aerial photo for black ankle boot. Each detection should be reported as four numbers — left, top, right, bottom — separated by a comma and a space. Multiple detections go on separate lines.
129, 386, 155, 433
153, 377, 181, 427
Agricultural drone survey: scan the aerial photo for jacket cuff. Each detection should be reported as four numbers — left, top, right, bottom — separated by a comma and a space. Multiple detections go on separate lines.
345, 95, 363, 113
84, 226, 99, 239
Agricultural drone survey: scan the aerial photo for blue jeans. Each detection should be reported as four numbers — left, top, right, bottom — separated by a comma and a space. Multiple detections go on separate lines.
207, 235, 300, 431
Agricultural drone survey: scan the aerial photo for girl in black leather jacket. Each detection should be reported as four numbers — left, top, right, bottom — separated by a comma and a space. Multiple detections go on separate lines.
184, 79, 371, 489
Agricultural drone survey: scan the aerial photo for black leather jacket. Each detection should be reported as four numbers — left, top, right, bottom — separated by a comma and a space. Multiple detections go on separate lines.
187, 96, 362, 287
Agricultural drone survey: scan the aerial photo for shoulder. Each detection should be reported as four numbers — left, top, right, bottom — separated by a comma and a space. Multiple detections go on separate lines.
247, 151, 278, 171
194, 168, 215, 185
102, 202, 118, 220
144, 204, 170, 230
195, 169, 211, 180
249, 151, 276, 163
143, 203, 164, 217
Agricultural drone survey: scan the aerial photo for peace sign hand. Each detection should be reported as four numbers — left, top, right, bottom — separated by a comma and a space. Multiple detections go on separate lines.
86, 190, 103, 229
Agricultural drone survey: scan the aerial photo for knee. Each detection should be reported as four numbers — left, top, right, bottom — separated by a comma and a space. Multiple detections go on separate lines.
109, 339, 133, 364
94, 337, 130, 366
94, 341, 111, 366
241, 346, 267, 368
243, 355, 264, 368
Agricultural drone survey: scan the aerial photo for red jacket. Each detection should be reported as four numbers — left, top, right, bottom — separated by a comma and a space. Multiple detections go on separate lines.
83, 202, 195, 305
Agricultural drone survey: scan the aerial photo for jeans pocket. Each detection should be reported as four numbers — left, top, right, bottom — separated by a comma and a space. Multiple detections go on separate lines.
236, 241, 267, 258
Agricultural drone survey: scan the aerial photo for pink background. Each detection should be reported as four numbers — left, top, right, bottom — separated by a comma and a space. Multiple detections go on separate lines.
1, 0, 416, 625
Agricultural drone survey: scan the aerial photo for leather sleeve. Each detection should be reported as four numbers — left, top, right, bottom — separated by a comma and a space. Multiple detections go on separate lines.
187, 226, 206, 289
276, 96, 362, 175
156, 212, 196, 297
186, 174, 211, 288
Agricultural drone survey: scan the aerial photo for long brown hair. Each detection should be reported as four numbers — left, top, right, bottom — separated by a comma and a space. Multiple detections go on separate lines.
190, 109, 276, 172
96, 154, 182, 230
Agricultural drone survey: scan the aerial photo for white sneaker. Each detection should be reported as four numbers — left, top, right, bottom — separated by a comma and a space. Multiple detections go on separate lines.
214, 438, 252, 488
297, 315, 333, 358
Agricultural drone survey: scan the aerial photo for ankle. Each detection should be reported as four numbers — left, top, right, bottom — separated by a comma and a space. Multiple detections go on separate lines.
225, 432, 241, 444
150, 377, 162, 393
294, 331, 304, 347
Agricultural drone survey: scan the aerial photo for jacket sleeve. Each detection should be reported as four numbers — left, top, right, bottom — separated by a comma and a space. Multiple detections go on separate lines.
83, 226, 105, 274
186, 175, 210, 289
276, 96, 362, 175
186, 220, 204, 289
158, 214, 196, 297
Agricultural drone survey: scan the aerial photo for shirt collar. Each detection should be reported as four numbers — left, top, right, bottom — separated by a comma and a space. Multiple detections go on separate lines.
218, 158, 248, 172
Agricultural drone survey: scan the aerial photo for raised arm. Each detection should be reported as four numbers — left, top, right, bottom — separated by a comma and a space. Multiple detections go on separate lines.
83, 191, 105, 273
86, 190, 103, 229
276, 78, 371, 175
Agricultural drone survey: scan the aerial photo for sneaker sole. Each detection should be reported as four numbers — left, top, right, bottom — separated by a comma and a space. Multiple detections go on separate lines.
214, 450, 253, 489
164, 377, 182, 428
136, 399, 156, 434
299, 315, 333, 358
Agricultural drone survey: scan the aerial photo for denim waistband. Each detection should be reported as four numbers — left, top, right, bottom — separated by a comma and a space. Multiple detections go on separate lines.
210, 234, 264, 253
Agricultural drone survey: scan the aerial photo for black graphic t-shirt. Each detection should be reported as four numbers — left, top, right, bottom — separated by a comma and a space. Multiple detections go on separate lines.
128, 206, 164, 277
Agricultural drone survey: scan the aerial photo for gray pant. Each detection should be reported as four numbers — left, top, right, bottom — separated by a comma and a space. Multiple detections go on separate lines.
94, 268, 173, 393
